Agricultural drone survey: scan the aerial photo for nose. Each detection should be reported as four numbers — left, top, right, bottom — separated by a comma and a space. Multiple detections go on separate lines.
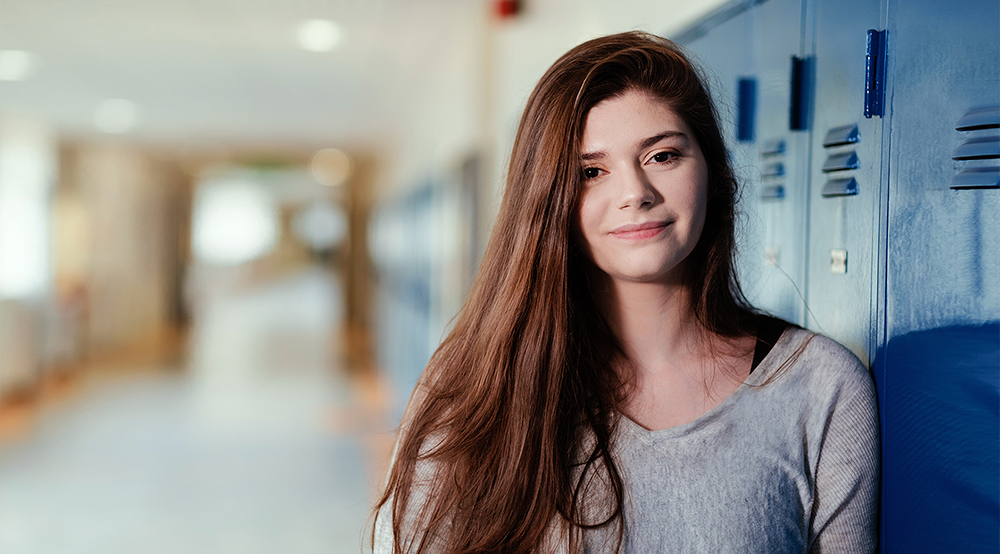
617, 165, 655, 209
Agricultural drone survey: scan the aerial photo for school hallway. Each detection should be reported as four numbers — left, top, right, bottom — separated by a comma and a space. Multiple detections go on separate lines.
0, 266, 393, 554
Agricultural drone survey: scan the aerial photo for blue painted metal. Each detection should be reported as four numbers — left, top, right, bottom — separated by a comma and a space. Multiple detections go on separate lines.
823, 123, 860, 146
804, 0, 885, 362
821, 150, 860, 172
864, 29, 887, 118
674, 2, 1000, 550
821, 177, 859, 197
878, 0, 999, 549
956, 106, 1000, 130
760, 138, 786, 156
789, 56, 811, 131
951, 167, 1000, 189
737, 77, 758, 142
875, 324, 1000, 553
952, 135, 1000, 160
761, 184, 786, 200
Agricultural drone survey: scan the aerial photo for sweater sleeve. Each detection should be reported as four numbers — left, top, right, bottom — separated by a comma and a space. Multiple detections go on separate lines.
807, 367, 880, 553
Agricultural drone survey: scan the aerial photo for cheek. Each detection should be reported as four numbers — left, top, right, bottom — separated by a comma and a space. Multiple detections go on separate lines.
572, 190, 604, 260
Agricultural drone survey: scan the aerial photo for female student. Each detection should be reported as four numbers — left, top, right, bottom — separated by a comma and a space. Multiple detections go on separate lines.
373, 31, 879, 553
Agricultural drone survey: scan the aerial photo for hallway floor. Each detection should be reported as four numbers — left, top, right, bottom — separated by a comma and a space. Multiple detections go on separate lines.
0, 266, 394, 554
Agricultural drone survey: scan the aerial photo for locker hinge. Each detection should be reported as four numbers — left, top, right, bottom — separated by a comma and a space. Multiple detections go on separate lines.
864, 29, 888, 118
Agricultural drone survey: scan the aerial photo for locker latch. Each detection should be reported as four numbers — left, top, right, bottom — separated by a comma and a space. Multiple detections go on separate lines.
864, 29, 888, 118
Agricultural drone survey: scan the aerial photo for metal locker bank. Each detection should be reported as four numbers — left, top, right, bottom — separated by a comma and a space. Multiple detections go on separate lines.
675, 0, 1000, 551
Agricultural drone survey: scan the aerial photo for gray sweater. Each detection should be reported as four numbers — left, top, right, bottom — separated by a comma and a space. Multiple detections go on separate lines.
579, 327, 879, 553
374, 327, 880, 553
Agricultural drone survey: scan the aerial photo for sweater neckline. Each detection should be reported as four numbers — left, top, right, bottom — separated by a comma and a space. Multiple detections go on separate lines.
616, 326, 801, 441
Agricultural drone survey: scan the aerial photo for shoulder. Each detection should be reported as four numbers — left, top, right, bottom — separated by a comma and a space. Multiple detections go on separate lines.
764, 328, 876, 412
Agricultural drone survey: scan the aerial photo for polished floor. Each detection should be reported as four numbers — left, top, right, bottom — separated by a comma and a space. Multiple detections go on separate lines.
0, 266, 394, 554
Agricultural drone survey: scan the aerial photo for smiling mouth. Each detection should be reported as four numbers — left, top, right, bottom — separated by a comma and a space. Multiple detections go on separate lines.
610, 220, 671, 240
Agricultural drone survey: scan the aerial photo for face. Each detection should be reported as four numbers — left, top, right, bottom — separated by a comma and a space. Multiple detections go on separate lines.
575, 90, 709, 286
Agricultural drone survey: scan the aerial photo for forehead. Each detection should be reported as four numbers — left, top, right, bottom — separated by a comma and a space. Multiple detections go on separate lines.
581, 91, 690, 151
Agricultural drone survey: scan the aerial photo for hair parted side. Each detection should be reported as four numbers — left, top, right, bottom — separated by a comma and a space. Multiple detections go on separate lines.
372, 31, 758, 554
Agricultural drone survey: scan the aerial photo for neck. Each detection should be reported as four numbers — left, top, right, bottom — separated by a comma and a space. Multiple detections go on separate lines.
593, 271, 704, 374
592, 271, 755, 430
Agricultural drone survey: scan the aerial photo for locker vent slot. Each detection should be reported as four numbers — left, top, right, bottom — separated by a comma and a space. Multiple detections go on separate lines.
761, 139, 786, 156
762, 185, 786, 200
952, 136, 1000, 160
823, 124, 860, 147
822, 178, 859, 197
951, 167, 1000, 190
762, 163, 785, 178
759, 136, 787, 201
956, 106, 1000, 131
822, 151, 860, 172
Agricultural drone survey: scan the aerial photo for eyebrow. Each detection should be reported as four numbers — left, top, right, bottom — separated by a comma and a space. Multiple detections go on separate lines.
580, 131, 689, 161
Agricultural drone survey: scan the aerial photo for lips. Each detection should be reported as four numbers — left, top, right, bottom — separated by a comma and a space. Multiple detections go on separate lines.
610, 220, 671, 240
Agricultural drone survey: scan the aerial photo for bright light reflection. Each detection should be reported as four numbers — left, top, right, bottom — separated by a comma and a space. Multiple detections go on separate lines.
0, 50, 36, 81
0, 129, 53, 298
94, 99, 138, 134
192, 182, 279, 266
296, 19, 342, 52
309, 148, 351, 186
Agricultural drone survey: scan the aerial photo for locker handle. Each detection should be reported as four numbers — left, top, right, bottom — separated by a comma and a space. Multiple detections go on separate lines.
822, 151, 860, 172
737, 77, 757, 142
956, 106, 1000, 131
762, 162, 785, 178
952, 136, 1000, 160
822, 177, 859, 197
789, 56, 811, 131
951, 167, 1000, 189
823, 124, 860, 147
864, 30, 887, 118
761, 185, 785, 200
761, 138, 786, 156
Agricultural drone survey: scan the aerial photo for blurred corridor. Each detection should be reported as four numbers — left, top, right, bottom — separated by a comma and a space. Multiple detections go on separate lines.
1, 4, 735, 551
1, 265, 393, 553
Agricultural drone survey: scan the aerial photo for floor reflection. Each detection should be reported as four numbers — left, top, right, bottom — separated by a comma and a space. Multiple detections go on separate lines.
0, 266, 393, 554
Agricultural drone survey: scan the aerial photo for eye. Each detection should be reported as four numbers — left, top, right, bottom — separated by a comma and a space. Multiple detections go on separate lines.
650, 150, 679, 164
582, 167, 602, 179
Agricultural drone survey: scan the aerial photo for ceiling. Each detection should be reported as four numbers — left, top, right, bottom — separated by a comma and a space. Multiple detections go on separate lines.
0, 0, 481, 151
0, 0, 724, 156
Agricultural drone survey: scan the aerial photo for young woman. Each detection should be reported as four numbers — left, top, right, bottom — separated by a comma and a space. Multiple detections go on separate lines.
372, 31, 879, 553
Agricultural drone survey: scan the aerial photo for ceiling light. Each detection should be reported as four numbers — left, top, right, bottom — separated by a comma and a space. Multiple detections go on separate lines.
94, 99, 138, 134
0, 50, 37, 81
296, 19, 342, 52
310, 148, 352, 186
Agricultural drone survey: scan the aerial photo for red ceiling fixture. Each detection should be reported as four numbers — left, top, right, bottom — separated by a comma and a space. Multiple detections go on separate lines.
494, 0, 521, 20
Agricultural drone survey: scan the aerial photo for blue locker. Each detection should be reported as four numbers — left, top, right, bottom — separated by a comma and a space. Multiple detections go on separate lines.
674, 0, 1000, 551
678, 0, 807, 324
877, 0, 1000, 550
746, 0, 811, 325
803, 0, 887, 363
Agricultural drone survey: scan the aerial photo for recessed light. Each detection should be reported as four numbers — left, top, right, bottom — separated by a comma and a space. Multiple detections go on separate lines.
94, 99, 138, 134
310, 148, 352, 186
296, 19, 342, 52
0, 50, 37, 81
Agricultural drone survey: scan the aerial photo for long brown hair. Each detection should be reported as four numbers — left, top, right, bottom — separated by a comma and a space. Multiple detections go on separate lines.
373, 31, 758, 554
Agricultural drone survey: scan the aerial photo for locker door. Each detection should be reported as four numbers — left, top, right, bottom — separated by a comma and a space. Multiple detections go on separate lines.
679, 8, 751, 149
878, 0, 1000, 550
803, 0, 887, 362
676, 6, 768, 313
745, 0, 810, 325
